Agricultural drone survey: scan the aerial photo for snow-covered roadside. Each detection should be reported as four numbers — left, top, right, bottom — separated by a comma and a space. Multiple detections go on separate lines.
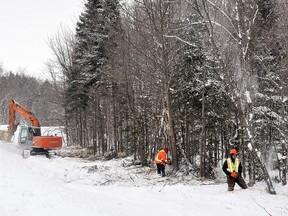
0, 141, 287, 216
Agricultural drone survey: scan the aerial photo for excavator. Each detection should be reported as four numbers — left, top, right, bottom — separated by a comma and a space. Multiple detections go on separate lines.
1, 99, 62, 158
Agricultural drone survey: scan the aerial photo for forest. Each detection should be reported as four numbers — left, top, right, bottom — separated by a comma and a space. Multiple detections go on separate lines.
0, 0, 287, 194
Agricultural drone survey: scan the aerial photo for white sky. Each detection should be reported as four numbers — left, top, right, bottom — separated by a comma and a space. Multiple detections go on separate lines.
0, 0, 84, 79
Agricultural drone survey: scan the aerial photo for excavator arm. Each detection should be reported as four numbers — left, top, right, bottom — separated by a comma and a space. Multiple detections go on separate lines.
8, 99, 40, 135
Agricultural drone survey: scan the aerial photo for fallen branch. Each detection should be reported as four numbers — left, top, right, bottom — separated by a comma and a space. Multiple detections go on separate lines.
100, 179, 111, 185
159, 182, 168, 192
250, 195, 272, 216
129, 175, 135, 182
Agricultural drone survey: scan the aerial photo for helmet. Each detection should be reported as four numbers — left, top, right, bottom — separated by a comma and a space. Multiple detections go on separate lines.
230, 149, 238, 155
163, 147, 169, 153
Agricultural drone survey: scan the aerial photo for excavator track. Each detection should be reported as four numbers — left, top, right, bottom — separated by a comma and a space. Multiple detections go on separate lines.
23, 148, 57, 159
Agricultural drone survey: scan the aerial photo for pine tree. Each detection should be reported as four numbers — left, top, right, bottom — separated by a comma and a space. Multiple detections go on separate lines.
251, 0, 287, 185
65, 0, 123, 149
249, 0, 286, 184
74, 0, 106, 89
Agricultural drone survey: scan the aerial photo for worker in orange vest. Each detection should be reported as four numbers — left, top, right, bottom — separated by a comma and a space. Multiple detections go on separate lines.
154, 147, 171, 177
222, 148, 248, 191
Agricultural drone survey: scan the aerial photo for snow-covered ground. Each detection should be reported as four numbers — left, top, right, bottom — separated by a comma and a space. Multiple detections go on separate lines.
0, 140, 287, 216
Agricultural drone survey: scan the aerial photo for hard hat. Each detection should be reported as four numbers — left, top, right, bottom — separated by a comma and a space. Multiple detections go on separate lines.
230, 149, 238, 155
163, 147, 168, 153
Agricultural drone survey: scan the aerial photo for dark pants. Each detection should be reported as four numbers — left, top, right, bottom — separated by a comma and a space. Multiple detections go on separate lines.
156, 164, 166, 177
227, 176, 248, 191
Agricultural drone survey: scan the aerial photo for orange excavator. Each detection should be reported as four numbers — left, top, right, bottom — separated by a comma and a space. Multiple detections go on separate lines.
5, 99, 62, 157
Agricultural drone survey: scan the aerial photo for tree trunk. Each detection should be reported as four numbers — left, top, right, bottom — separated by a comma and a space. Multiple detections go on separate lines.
166, 90, 178, 172
200, 72, 206, 180
281, 142, 287, 186
93, 94, 97, 155
99, 102, 105, 156
280, 56, 287, 186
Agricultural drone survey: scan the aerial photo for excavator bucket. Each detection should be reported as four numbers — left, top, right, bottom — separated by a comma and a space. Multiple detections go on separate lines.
0, 130, 9, 141
3, 131, 12, 141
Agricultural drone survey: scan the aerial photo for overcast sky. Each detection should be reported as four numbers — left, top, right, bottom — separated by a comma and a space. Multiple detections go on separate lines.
0, 0, 84, 79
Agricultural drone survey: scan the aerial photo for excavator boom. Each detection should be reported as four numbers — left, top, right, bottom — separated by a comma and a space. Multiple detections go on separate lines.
9, 99, 40, 135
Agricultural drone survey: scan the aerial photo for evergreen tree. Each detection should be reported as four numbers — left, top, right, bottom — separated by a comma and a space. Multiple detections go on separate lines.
65, 0, 123, 149
251, 0, 278, 156
74, 0, 106, 88
65, 0, 120, 110
251, 0, 287, 185
72, 0, 121, 89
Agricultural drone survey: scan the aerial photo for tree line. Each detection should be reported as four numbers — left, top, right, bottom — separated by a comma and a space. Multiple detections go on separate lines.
0, 68, 64, 127
1, 0, 287, 194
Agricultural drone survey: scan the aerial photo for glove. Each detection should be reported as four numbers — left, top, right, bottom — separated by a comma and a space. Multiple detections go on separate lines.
167, 161, 172, 165
230, 172, 238, 178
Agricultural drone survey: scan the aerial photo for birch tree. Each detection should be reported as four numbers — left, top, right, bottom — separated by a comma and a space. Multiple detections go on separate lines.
193, 0, 276, 194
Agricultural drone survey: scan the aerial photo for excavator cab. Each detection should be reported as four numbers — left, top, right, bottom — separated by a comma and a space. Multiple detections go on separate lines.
19, 126, 41, 147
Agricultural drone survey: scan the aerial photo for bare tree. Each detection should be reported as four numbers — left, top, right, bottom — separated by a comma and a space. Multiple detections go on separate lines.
124, 0, 193, 171
47, 26, 76, 144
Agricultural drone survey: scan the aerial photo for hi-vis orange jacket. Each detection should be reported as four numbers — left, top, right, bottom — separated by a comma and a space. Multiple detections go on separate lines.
154, 149, 168, 165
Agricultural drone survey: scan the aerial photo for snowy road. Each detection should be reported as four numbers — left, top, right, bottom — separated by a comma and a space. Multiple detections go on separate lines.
0, 141, 287, 216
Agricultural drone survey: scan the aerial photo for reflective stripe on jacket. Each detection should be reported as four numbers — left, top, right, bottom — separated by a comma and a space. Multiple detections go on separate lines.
227, 158, 239, 173
154, 149, 168, 165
